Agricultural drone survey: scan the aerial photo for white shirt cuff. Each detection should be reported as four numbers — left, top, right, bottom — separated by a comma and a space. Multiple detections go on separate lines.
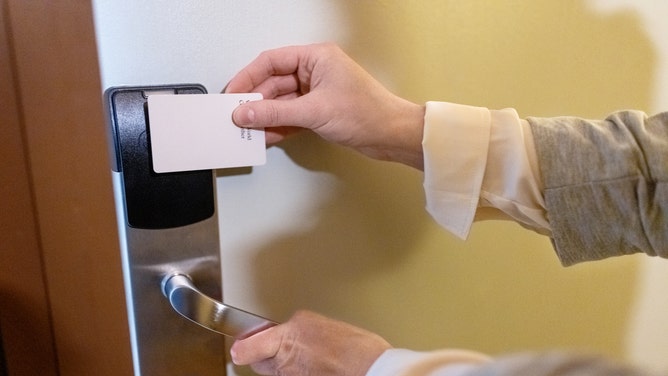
422, 102, 550, 238
366, 349, 490, 376
423, 101, 491, 239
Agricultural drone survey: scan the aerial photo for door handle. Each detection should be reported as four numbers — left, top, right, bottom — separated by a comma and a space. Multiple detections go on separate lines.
162, 273, 276, 339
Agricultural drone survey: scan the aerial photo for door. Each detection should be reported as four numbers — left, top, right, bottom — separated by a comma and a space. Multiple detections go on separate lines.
0, 1, 133, 374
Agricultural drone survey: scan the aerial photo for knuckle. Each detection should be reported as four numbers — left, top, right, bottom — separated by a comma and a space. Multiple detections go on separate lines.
264, 103, 281, 126
274, 335, 298, 376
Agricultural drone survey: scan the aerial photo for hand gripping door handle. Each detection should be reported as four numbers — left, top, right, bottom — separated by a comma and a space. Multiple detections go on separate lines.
161, 273, 276, 339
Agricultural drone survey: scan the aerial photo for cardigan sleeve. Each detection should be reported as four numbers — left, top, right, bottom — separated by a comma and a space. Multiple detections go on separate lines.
460, 352, 657, 376
528, 111, 668, 265
366, 350, 656, 376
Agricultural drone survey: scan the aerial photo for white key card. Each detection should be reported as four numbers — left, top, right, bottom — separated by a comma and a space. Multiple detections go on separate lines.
147, 93, 265, 173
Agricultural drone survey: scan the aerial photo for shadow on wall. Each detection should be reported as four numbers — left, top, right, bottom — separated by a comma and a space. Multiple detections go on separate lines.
239, 0, 655, 370
248, 131, 429, 321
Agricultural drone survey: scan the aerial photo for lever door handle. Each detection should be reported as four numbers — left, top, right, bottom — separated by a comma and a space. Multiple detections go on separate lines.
162, 273, 276, 339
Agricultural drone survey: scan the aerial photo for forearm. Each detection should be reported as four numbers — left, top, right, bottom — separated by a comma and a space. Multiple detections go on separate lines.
528, 111, 668, 265
422, 104, 668, 265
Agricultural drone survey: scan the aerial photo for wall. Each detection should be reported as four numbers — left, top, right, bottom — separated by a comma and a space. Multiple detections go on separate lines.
92, 1, 667, 374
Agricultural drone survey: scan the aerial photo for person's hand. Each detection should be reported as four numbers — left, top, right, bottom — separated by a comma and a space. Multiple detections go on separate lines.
230, 310, 392, 376
225, 43, 426, 169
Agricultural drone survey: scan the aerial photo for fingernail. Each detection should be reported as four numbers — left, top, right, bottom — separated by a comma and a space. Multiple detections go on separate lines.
246, 108, 255, 123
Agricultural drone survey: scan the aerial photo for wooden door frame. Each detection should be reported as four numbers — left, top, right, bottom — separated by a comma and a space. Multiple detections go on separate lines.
1, 1, 132, 374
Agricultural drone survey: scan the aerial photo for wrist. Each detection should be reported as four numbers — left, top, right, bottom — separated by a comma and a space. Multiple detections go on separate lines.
385, 101, 426, 170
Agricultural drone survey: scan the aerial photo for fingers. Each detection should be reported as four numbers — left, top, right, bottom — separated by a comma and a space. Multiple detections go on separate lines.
253, 74, 301, 99
230, 325, 282, 366
228, 73, 301, 100
231, 310, 392, 376
225, 45, 311, 94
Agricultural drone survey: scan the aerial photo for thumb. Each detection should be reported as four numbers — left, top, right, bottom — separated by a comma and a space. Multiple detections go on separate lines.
232, 97, 316, 130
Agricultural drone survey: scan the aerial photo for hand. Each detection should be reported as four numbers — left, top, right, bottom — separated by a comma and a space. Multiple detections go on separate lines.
230, 310, 392, 376
225, 43, 426, 169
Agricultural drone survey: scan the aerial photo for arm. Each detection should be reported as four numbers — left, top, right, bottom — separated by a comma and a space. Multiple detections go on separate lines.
226, 43, 668, 263
225, 43, 550, 240
529, 112, 668, 265
230, 310, 656, 376
423, 104, 668, 264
